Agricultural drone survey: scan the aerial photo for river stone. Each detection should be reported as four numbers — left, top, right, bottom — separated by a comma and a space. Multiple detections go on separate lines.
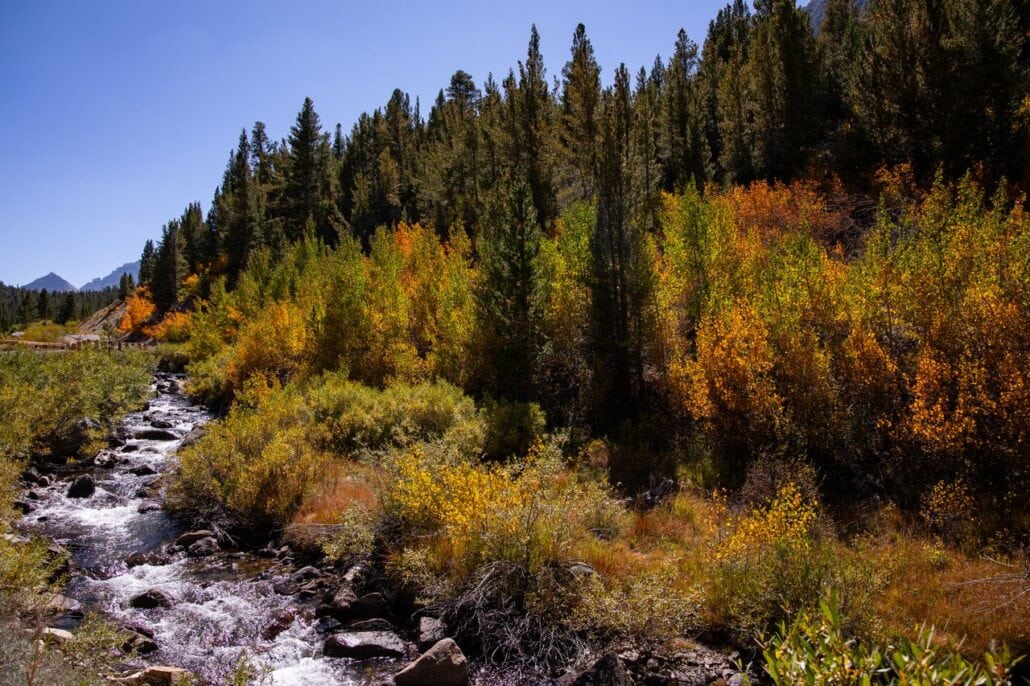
122, 629, 159, 655
44, 594, 83, 616
417, 616, 447, 651
187, 537, 219, 557
129, 589, 173, 609
175, 530, 215, 547
571, 653, 632, 686
330, 585, 357, 613
13, 499, 32, 514
41, 627, 74, 645
347, 618, 397, 632
121, 443, 140, 453
290, 565, 321, 582
93, 451, 119, 468
134, 428, 180, 441
131, 464, 158, 476
112, 666, 193, 686
137, 501, 162, 514
395, 638, 470, 686
324, 631, 407, 659
149, 419, 174, 429
262, 608, 297, 640
126, 550, 171, 567
67, 474, 95, 498
346, 592, 389, 620
179, 426, 205, 449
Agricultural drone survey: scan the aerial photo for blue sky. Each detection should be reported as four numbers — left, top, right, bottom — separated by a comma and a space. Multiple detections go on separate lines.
0, 0, 729, 287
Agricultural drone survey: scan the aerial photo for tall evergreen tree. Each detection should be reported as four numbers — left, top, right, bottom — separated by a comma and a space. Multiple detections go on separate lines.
560, 23, 602, 205
138, 240, 157, 287
477, 168, 544, 401
661, 29, 706, 189
282, 98, 343, 245
152, 220, 188, 313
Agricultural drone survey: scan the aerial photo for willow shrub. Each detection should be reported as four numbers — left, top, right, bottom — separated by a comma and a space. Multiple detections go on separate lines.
760, 593, 1020, 685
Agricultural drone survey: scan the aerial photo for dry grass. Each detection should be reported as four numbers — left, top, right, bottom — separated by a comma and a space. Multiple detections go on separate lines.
292, 460, 383, 525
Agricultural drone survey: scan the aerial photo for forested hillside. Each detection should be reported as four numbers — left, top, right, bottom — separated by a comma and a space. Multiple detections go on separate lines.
44, 0, 1030, 682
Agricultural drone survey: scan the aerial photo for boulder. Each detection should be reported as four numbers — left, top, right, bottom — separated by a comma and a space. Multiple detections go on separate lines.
261, 608, 296, 640
417, 616, 447, 651
346, 592, 389, 620
570, 654, 633, 686
149, 419, 174, 429
137, 501, 162, 514
186, 537, 219, 557
179, 426, 205, 449
44, 594, 83, 617
131, 464, 158, 477
290, 565, 322, 582
94, 451, 119, 468
126, 550, 171, 568
122, 629, 159, 655
13, 499, 32, 514
324, 631, 407, 659
330, 585, 357, 611
134, 429, 179, 441
129, 589, 173, 609
174, 530, 215, 547
348, 618, 397, 632
121, 443, 140, 453
394, 638, 470, 686
112, 666, 193, 686
343, 563, 368, 586
66, 475, 95, 498
41, 627, 74, 645
36, 475, 52, 487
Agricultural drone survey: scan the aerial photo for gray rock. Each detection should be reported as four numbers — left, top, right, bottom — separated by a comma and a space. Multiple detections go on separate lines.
417, 616, 447, 651
262, 608, 296, 640
331, 586, 358, 613
394, 638, 470, 686
131, 464, 158, 476
66, 474, 95, 498
129, 589, 173, 609
44, 594, 83, 616
13, 499, 32, 514
137, 501, 162, 514
179, 426, 205, 449
134, 429, 179, 441
348, 618, 396, 632
174, 530, 215, 547
41, 627, 74, 645
324, 630, 407, 659
573, 654, 632, 686
94, 451, 119, 468
111, 665, 192, 685
186, 537, 219, 557
290, 565, 322, 582
122, 629, 159, 655
346, 592, 389, 620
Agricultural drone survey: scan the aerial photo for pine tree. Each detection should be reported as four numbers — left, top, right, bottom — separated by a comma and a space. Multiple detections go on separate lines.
219, 130, 261, 282
37, 289, 50, 321
477, 168, 544, 401
57, 292, 76, 324
139, 240, 157, 287
152, 220, 188, 313
282, 98, 342, 245
589, 65, 655, 426
560, 23, 602, 204
661, 29, 706, 189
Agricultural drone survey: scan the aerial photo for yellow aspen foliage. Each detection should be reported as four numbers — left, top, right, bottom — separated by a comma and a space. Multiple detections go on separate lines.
145, 311, 192, 343
118, 288, 156, 334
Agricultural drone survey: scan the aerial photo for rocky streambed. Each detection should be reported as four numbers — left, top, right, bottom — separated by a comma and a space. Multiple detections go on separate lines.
17, 373, 745, 685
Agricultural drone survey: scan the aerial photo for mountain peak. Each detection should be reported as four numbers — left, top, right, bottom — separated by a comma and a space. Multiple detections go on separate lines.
80, 260, 140, 291
21, 272, 78, 292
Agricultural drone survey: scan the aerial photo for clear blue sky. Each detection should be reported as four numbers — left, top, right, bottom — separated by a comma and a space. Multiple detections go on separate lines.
0, 0, 728, 287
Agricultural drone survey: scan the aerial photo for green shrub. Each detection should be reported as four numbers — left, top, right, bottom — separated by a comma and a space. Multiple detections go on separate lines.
307, 374, 479, 456
480, 399, 546, 460
760, 593, 1020, 685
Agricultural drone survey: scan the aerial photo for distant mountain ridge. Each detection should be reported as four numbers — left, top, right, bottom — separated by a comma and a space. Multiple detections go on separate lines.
21, 272, 77, 292
803, 0, 869, 33
79, 260, 139, 291
15, 260, 140, 293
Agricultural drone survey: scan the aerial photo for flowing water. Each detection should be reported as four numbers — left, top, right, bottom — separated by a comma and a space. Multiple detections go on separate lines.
19, 373, 380, 684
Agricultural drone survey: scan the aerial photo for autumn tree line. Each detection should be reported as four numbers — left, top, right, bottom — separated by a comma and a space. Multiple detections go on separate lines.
0, 283, 127, 332
132, 0, 1029, 541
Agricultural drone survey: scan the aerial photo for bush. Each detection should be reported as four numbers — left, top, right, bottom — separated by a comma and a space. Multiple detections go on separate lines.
307, 375, 479, 456
172, 384, 328, 529
761, 593, 1019, 685
480, 400, 546, 461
